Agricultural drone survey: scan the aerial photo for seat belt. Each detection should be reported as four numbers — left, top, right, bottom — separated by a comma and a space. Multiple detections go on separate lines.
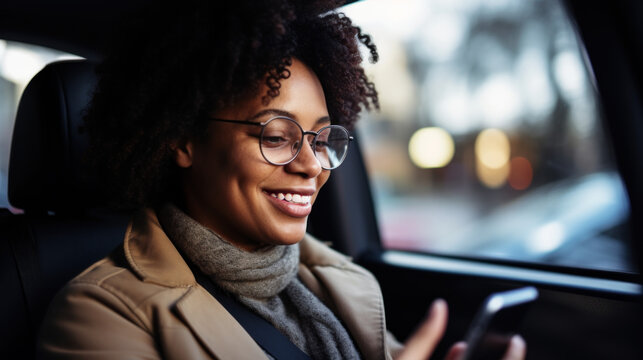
192, 270, 312, 360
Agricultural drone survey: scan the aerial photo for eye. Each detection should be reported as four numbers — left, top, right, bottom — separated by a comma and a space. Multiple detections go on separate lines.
314, 139, 330, 149
262, 135, 289, 148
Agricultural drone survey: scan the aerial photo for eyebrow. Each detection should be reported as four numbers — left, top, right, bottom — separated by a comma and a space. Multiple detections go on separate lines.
248, 109, 331, 126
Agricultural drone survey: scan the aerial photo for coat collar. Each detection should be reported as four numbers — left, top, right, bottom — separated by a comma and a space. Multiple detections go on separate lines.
122, 208, 356, 288
123, 208, 196, 287
123, 209, 268, 359
123, 208, 389, 360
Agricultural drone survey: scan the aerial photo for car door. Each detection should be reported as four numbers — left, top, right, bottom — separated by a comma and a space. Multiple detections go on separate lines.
310, 0, 642, 358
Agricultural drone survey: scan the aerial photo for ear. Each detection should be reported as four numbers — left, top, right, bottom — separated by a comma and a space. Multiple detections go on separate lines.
171, 140, 195, 168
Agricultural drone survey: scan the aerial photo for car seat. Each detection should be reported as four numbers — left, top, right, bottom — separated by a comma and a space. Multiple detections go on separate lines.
0, 60, 129, 358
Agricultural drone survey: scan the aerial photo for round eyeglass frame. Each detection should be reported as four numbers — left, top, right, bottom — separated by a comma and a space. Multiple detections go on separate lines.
206, 116, 353, 170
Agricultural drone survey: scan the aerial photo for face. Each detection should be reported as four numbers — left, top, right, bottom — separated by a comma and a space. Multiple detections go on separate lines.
175, 59, 331, 251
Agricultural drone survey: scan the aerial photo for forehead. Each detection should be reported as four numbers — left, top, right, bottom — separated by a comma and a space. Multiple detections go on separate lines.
213, 59, 329, 127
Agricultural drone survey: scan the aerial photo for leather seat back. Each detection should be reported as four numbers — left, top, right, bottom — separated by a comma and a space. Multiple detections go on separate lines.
1, 60, 129, 358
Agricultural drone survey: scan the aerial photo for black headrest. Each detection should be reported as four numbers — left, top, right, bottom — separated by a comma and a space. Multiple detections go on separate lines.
8, 60, 98, 213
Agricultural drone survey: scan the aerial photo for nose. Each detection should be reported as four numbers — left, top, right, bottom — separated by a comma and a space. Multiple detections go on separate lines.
285, 134, 323, 178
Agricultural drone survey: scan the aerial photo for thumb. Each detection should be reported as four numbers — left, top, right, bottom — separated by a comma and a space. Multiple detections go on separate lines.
444, 341, 467, 360
396, 299, 449, 360
501, 335, 526, 360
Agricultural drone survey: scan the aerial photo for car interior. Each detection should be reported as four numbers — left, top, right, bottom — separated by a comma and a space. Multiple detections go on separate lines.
1, 0, 642, 359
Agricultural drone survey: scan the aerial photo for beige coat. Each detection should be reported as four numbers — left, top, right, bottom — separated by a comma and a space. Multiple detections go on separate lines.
38, 209, 403, 359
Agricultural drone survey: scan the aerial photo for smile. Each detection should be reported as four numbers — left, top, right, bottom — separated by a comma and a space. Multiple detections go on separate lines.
262, 190, 314, 218
268, 192, 312, 205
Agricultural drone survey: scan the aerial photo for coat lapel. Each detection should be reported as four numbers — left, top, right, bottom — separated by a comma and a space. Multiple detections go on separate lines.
174, 286, 269, 360
124, 209, 268, 360
124, 210, 388, 360
299, 235, 389, 360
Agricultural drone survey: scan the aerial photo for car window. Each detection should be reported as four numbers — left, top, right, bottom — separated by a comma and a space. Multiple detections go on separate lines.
342, 0, 635, 273
0, 40, 81, 209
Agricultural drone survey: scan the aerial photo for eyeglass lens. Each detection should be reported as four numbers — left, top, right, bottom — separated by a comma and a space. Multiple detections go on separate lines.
259, 117, 350, 169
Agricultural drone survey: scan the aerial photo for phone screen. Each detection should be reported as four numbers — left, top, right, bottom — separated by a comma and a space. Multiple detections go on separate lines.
461, 286, 538, 360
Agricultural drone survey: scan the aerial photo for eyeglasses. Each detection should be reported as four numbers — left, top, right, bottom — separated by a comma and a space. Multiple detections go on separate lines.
207, 116, 353, 170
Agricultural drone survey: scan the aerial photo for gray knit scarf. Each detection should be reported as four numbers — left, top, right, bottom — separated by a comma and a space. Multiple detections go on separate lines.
158, 204, 361, 360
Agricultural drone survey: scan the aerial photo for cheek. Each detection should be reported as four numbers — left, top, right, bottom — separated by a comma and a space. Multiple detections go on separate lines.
312, 171, 331, 203
318, 171, 330, 188
207, 141, 277, 190
201, 132, 254, 171
188, 139, 242, 195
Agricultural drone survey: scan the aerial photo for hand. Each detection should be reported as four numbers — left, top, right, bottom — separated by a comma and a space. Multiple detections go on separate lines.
395, 299, 526, 360
395, 299, 453, 360
444, 335, 526, 360
501, 335, 527, 360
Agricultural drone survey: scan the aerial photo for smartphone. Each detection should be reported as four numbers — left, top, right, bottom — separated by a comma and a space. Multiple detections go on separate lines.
460, 286, 538, 360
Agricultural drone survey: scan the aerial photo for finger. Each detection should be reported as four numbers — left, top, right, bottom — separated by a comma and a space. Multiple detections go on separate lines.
444, 341, 467, 360
396, 299, 448, 360
501, 335, 526, 360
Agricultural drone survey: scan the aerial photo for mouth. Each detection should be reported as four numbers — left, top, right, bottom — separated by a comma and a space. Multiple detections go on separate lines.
262, 189, 314, 218
267, 191, 312, 204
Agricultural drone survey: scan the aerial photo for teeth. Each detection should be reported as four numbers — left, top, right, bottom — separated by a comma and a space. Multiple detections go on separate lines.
269, 192, 311, 204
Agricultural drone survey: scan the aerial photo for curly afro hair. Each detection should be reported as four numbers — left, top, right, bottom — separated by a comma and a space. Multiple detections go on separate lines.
84, 0, 378, 208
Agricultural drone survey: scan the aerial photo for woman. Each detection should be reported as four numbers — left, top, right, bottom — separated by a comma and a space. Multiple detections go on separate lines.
38, 1, 525, 359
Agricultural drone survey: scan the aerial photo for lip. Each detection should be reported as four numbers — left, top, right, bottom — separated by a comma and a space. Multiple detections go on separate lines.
263, 189, 314, 218
262, 187, 316, 196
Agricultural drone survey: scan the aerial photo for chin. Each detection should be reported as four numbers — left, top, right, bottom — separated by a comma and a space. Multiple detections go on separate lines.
275, 232, 306, 246
267, 223, 307, 246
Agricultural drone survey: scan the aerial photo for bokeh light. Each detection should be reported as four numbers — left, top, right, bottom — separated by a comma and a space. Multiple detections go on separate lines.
474, 73, 523, 128
553, 50, 586, 100
408, 127, 455, 168
475, 128, 511, 188
508, 156, 533, 190
527, 222, 566, 253
476, 158, 510, 188
475, 128, 511, 169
